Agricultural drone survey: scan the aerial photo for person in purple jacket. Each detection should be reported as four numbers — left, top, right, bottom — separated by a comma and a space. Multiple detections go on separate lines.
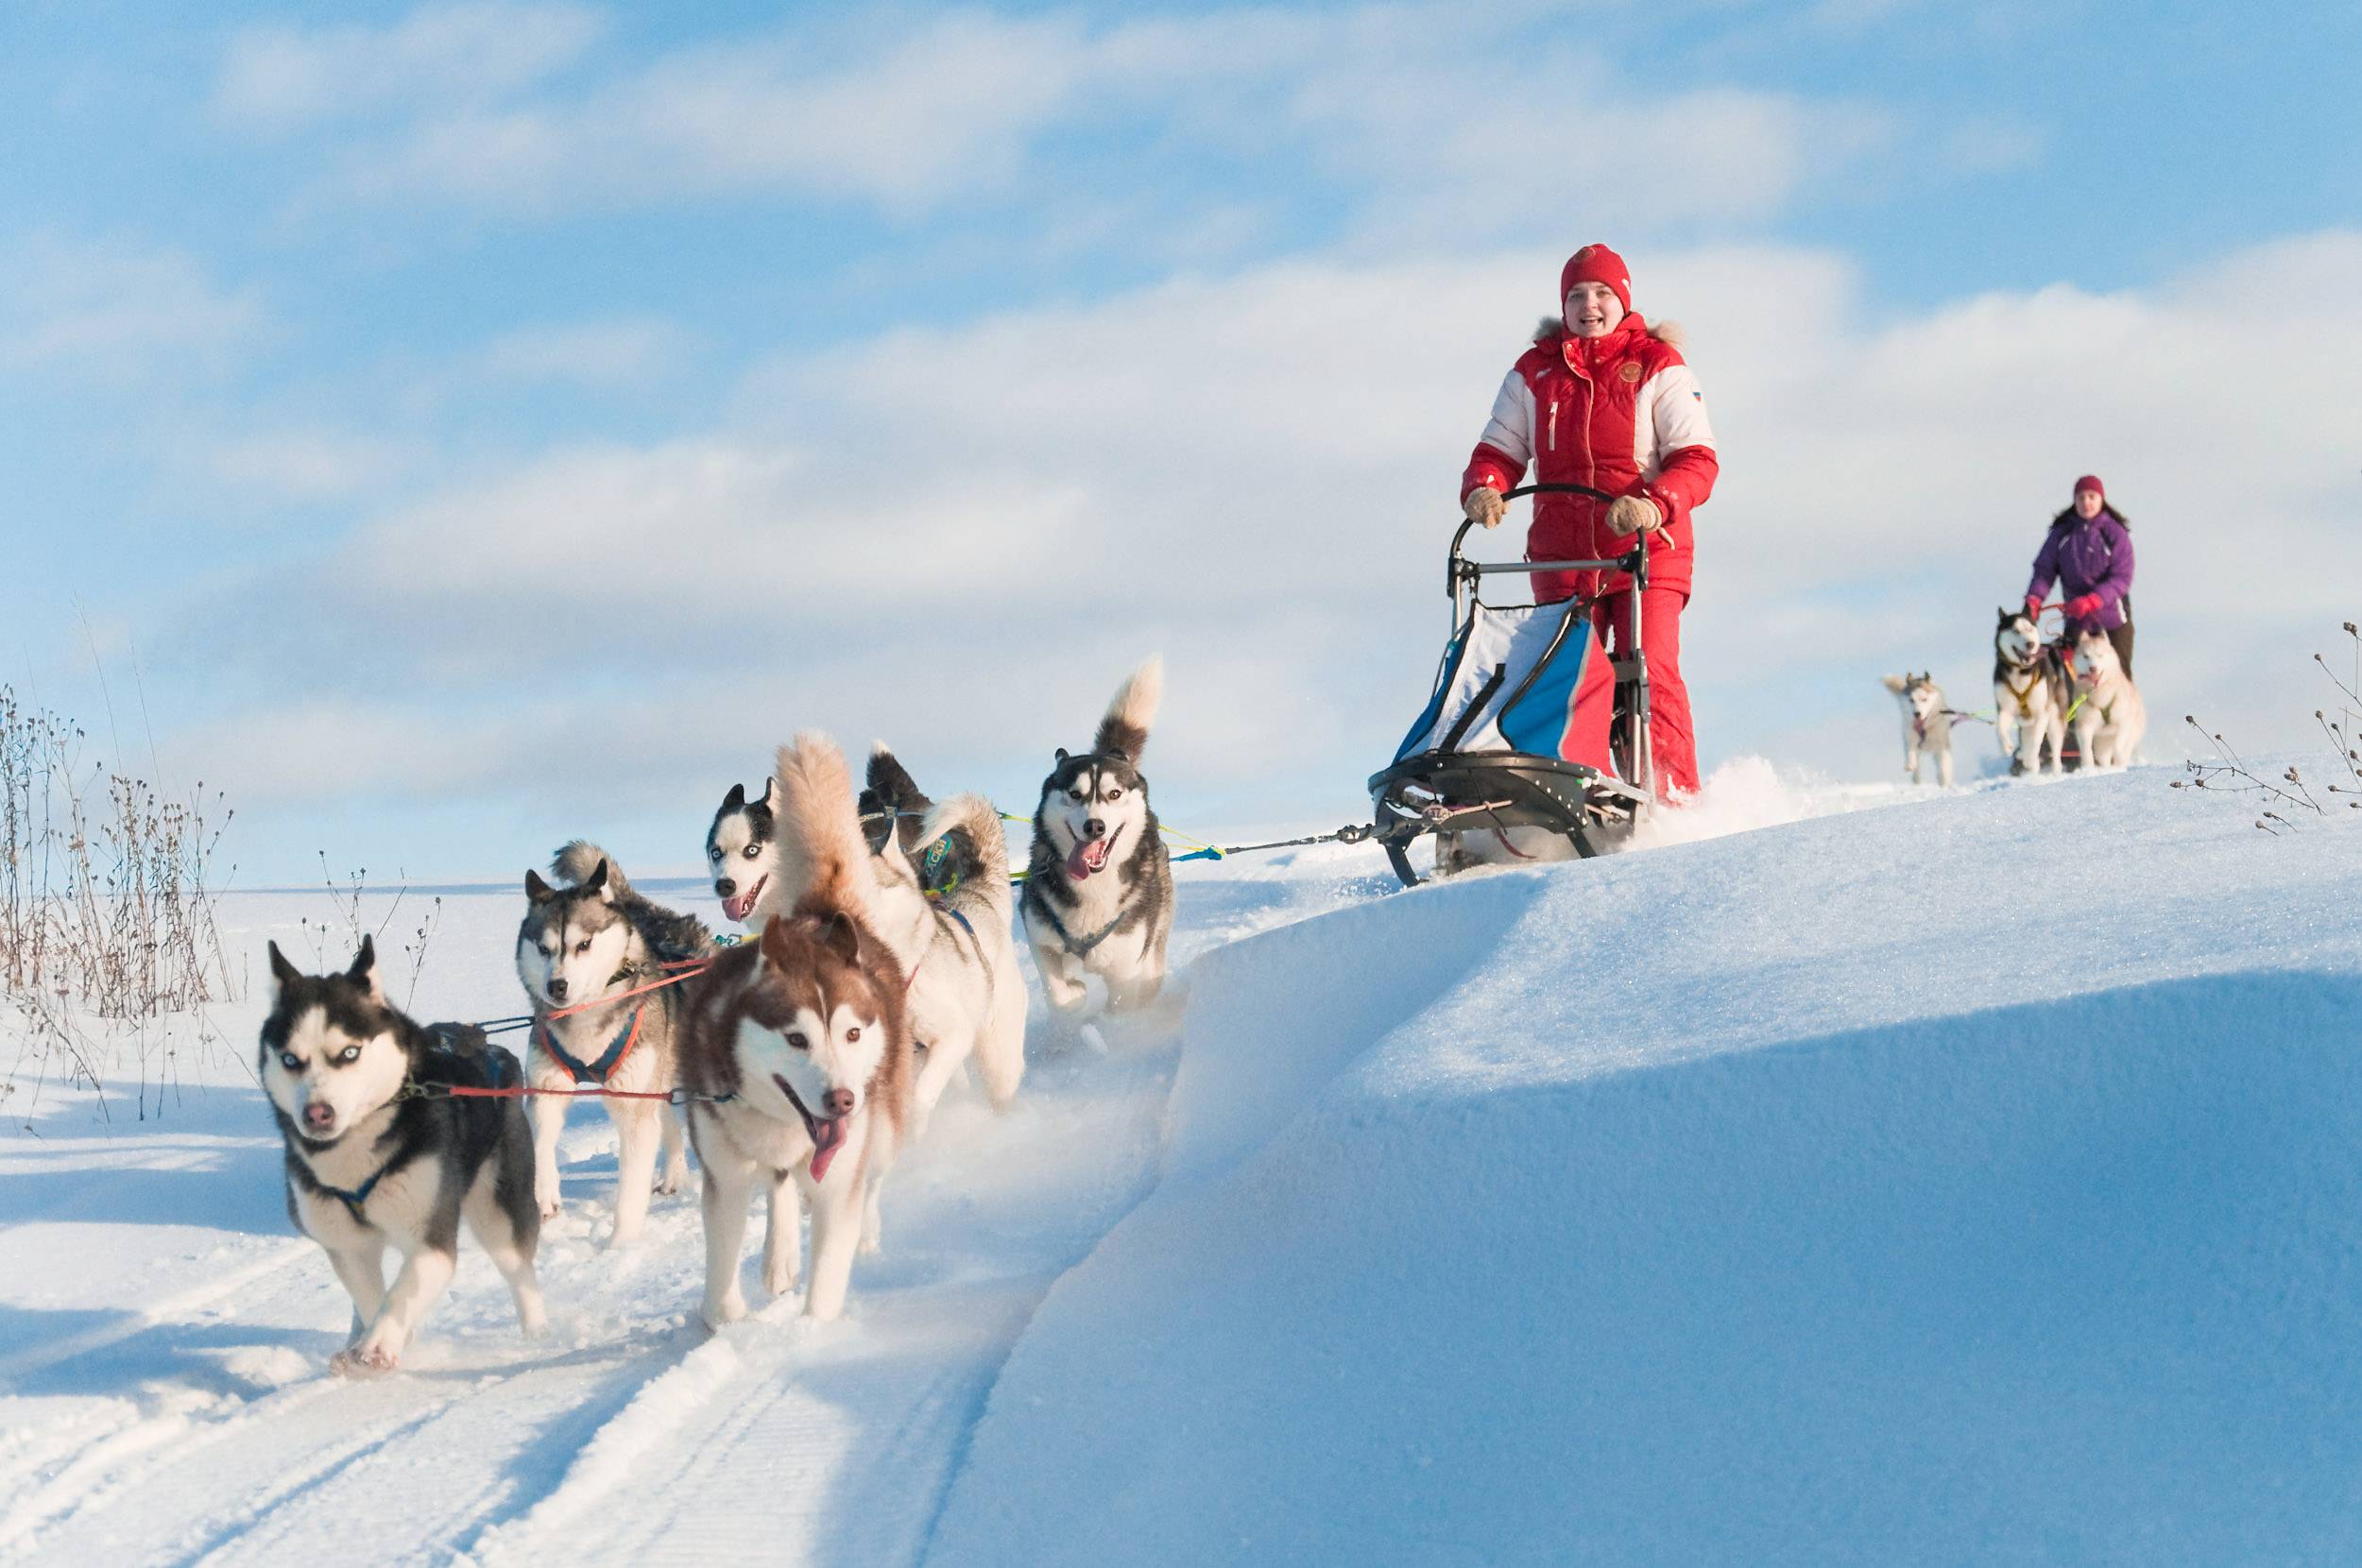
2025, 474, 2135, 674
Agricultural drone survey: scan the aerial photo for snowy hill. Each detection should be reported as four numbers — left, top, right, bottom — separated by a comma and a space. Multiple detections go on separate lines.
7, 766, 2362, 1565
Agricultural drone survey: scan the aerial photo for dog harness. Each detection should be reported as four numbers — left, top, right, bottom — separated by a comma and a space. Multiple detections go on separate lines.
540, 1001, 646, 1086
1029, 896, 1135, 960
308, 1155, 397, 1221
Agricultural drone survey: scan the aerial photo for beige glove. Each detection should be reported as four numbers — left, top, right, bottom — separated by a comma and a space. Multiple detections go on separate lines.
1605, 494, 1662, 536
1463, 486, 1506, 530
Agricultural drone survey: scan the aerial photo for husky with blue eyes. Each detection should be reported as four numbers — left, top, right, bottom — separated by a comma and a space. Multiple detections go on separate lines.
1019, 656, 1174, 1017
260, 937, 545, 1375
677, 734, 916, 1327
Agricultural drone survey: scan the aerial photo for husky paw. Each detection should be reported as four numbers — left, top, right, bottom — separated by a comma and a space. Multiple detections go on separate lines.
654, 1167, 689, 1198
330, 1342, 401, 1377
858, 1235, 881, 1257
702, 1293, 747, 1331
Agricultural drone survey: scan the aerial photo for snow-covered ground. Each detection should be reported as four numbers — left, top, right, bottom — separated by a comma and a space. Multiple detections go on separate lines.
6, 762, 2360, 1564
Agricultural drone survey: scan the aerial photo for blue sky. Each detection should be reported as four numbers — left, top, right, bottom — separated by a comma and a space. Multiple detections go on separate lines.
6, 0, 2359, 885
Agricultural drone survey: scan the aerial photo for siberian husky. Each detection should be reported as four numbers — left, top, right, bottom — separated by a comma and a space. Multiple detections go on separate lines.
261, 937, 545, 1375
2070, 628, 2148, 769
1993, 609, 2070, 777
677, 734, 916, 1326
1881, 672, 1955, 786
861, 746, 1026, 1132
1020, 657, 1175, 1016
705, 751, 948, 936
514, 843, 712, 1243
706, 778, 780, 926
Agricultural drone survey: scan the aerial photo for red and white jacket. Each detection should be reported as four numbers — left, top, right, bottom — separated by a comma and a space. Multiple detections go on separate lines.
1459, 312, 1719, 601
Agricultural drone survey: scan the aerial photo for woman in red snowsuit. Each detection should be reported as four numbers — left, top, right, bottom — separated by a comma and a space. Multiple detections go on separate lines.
1459, 244, 1720, 795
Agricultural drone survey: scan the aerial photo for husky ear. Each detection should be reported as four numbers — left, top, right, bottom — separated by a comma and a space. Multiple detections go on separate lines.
817, 911, 862, 966
525, 868, 556, 904
1053, 747, 1070, 766
347, 934, 385, 1002
722, 781, 746, 813
762, 776, 781, 812
585, 859, 612, 900
266, 941, 302, 1001
760, 913, 794, 970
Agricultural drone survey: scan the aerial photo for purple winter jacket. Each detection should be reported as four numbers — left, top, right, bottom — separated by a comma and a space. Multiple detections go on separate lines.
2027, 505, 2134, 635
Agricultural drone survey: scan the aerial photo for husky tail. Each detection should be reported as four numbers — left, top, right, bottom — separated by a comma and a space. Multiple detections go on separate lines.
862, 744, 935, 856
1093, 656, 1164, 763
775, 733, 882, 921
552, 839, 627, 894
916, 793, 1012, 910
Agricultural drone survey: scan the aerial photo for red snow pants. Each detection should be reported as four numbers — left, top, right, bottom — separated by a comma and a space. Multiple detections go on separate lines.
1589, 587, 1698, 797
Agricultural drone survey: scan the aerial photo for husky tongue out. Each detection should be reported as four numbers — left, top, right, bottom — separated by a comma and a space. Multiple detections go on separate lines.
723, 875, 767, 925
774, 1073, 849, 1181
1066, 838, 1113, 879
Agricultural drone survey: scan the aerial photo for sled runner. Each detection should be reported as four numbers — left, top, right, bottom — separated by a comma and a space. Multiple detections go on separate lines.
1368, 484, 1657, 887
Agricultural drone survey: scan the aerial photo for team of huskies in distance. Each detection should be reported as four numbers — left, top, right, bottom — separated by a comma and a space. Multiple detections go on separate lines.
259, 660, 1173, 1375
1882, 606, 2148, 787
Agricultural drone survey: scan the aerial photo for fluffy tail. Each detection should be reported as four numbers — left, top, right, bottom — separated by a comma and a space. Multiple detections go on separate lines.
1093, 656, 1164, 762
861, 743, 934, 855
774, 732, 876, 919
917, 793, 1011, 906
551, 839, 630, 895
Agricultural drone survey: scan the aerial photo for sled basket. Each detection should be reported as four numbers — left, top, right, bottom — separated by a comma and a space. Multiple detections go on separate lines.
1367, 484, 1655, 886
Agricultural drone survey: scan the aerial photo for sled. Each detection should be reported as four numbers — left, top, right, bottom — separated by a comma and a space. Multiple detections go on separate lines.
1368, 484, 1657, 887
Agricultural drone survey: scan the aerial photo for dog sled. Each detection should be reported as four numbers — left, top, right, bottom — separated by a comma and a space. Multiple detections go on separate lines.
1367, 483, 1657, 887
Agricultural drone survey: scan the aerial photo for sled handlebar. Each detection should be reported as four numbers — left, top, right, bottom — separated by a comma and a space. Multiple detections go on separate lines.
1449, 483, 1645, 596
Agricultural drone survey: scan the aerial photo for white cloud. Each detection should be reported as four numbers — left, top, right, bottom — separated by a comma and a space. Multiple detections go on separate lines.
0, 231, 263, 384
205, 429, 414, 502
178, 230, 2362, 817
247, 1, 1887, 236
214, 1, 604, 131
474, 318, 693, 386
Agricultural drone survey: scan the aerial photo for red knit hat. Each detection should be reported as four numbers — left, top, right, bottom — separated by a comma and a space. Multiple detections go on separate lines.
2073, 474, 2105, 500
1559, 243, 1632, 314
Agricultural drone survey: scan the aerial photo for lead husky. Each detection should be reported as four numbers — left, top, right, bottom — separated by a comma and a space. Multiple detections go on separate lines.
1993, 609, 2070, 777
1882, 671, 1955, 786
678, 734, 916, 1326
2070, 628, 2147, 769
1020, 658, 1175, 1015
514, 843, 711, 1243
261, 937, 545, 1375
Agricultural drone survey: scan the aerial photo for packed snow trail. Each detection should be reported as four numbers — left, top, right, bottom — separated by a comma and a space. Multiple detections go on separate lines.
11, 765, 2362, 1564
0, 853, 1381, 1566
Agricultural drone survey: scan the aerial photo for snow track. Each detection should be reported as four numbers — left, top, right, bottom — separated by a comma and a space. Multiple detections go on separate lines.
14, 767, 2360, 1563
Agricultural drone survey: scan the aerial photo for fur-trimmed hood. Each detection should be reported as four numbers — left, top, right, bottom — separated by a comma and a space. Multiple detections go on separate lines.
1533, 314, 1686, 349
2050, 501, 2130, 531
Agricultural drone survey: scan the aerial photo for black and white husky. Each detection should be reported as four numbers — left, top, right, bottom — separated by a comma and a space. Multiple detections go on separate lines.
1020, 657, 1174, 1015
261, 937, 545, 1375
1881, 671, 1954, 786
514, 843, 712, 1243
705, 778, 779, 926
1993, 608, 2070, 777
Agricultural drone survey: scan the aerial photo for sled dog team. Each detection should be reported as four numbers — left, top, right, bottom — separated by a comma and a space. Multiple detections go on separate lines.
1881, 611, 2147, 785
262, 661, 1172, 1374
